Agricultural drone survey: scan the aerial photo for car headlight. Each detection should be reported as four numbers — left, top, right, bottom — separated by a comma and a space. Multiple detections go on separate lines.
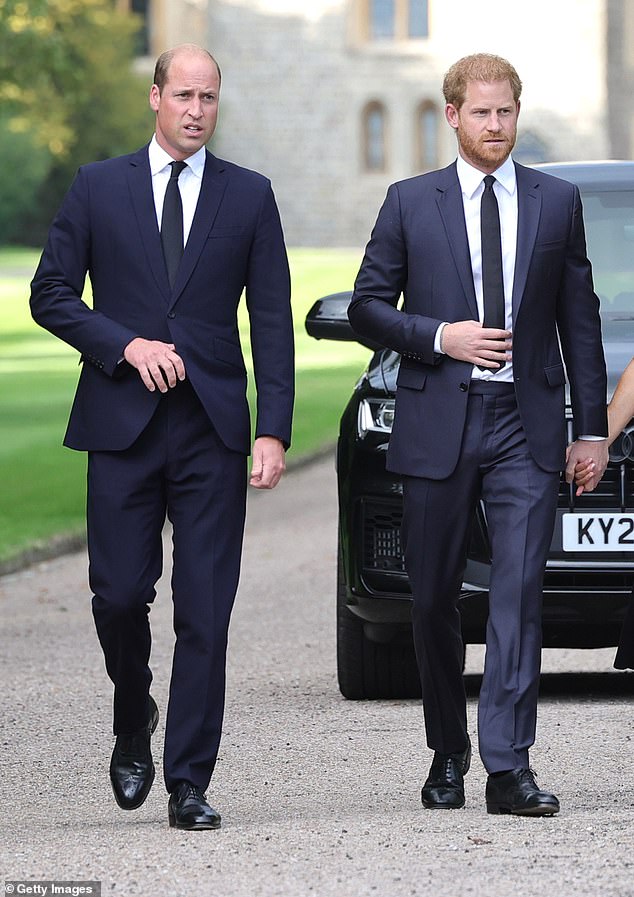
358, 398, 395, 437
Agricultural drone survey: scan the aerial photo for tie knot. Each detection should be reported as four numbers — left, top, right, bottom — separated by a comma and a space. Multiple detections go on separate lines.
483, 174, 496, 191
169, 160, 187, 179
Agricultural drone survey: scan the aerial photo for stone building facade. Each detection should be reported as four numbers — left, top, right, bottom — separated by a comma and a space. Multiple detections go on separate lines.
607, 0, 634, 160
132, 0, 632, 247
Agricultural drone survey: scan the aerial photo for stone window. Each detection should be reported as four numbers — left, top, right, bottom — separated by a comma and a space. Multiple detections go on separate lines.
362, 101, 388, 172
365, 0, 429, 40
415, 100, 439, 171
116, 0, 151, 56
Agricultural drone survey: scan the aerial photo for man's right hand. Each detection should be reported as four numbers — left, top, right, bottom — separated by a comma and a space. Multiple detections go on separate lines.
441, 320, 512, 368
123, 338, 186, 393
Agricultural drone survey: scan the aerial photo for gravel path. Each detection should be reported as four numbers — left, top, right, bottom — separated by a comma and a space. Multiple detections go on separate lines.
1, 454, 633, 896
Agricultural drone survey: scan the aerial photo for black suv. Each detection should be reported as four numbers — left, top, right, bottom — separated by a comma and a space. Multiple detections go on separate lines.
306, 161, 634, 700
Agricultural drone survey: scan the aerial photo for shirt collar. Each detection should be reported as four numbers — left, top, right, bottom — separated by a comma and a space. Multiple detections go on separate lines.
148, 135, 206, 178
456, 154, 516, 200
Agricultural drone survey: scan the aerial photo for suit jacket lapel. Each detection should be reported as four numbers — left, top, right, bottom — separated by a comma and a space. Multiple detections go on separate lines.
434, 163, 479, 320
127, 145, 171, 303
169, 151, 229, 308
512, 162, 542, 321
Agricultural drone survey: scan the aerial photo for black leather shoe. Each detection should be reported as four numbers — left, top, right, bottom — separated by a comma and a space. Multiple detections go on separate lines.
109, 696, 159, 811
421, 738, 471, 809
168, 781, 221, 830
486, 768, 560, 816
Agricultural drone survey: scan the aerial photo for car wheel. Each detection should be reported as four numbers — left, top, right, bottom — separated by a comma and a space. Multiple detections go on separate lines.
337, 545, 422, 700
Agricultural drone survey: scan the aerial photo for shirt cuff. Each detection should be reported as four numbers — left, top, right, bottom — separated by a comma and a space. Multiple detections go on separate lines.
434, 322, 449, 355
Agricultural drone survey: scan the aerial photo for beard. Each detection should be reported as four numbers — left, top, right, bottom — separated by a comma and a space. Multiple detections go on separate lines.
456, 122, 516, 171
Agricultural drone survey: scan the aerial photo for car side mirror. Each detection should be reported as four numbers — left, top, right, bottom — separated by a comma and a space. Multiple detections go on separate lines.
304, 291, 383, 352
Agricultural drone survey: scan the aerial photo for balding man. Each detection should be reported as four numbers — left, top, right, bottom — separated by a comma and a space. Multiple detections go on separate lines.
31, 44, 294, 830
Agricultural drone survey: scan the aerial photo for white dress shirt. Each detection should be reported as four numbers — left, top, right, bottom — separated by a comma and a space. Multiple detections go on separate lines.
148, 136, 206, 247
433, 155, 602, 440
435, 154, 517, 382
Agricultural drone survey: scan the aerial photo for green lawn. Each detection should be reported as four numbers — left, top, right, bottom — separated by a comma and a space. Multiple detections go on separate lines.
0, 247, 370, 564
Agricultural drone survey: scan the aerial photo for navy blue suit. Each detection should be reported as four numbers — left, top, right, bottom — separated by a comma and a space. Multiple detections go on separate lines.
30, 145, 294, 791
349, 161, 607, 772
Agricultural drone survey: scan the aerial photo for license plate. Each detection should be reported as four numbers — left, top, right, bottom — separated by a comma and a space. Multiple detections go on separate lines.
562, 513, 634, 551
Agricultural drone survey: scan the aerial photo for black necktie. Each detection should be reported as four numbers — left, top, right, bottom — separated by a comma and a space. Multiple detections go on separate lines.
480, 175, 505, 330
161, 160, 187, 287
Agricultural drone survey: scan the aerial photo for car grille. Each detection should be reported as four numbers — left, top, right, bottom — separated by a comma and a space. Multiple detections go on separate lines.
362, 501, 405, 574
561, 416, 634, 510
361, 462, 634, 579
559, 461, 634, 510
543, 569, 633, 589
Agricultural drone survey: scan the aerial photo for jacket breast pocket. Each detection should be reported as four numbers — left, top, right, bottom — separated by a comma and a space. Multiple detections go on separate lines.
544, 363, 566, 387
533, 239, 566, 252
207, 225, 247, 239
396, 366, 427, 390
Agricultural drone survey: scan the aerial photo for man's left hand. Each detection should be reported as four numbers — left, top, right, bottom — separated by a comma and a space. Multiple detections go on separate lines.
249, 436, 286, 490
565, 439, 609, 495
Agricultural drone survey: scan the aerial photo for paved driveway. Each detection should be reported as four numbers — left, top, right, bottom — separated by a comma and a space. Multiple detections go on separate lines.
1, 455, 632, 896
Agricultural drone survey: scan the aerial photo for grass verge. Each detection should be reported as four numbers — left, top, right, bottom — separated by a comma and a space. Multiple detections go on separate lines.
0, 247, 370, 566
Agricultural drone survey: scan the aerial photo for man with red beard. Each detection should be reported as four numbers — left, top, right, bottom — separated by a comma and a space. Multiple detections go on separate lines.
348, 54, 607, 816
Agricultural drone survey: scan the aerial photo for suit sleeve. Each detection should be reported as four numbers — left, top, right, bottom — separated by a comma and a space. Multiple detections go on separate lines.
555, 185, 608, 437
245, 183, 294, 448
30, 167, 139, 377
348, 183, 443, 366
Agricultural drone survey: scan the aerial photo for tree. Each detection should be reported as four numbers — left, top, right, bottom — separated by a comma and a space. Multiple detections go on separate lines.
0, 0, 152, 244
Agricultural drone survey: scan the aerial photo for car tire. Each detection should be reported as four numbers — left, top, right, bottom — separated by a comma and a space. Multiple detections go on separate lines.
337, 545, 422, 700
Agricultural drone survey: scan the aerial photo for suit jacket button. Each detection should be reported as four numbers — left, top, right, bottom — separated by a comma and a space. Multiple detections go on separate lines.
459, 382, 468, 391
167, 312, 175, 319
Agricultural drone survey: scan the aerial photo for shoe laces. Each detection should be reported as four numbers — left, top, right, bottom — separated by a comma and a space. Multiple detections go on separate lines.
431, 756, 462, 784
517, 767, 538, 787
178, 781, 206, 801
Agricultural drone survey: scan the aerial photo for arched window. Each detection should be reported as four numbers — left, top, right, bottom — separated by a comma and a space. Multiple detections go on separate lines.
416, 100, 439, 171
363, 102, 387, 172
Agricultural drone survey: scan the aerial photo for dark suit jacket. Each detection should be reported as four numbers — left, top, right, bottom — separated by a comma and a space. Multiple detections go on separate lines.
30, 145, 294, 455
348, 161, 607, 478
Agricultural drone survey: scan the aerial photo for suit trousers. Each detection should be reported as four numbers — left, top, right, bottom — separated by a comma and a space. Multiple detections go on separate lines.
401, 381, 560, 773
87, 378, 247, 792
